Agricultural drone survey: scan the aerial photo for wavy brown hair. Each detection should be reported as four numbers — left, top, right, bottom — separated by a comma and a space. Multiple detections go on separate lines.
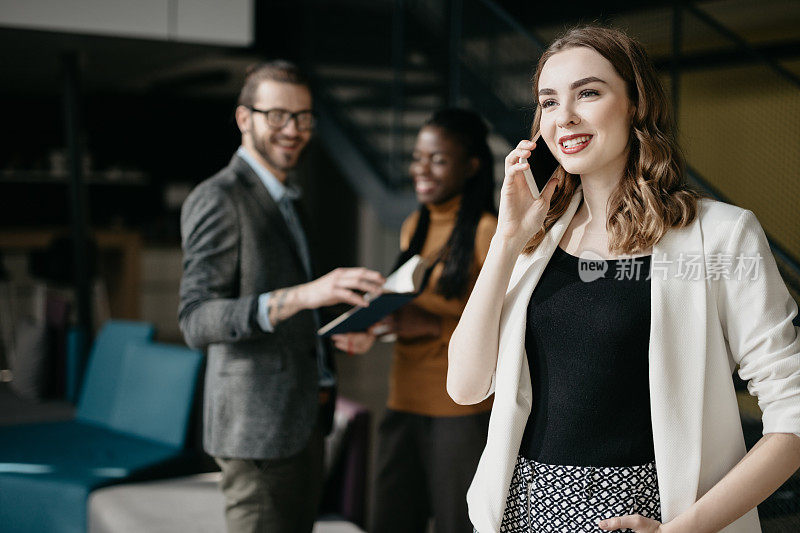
523, 25, 702, 256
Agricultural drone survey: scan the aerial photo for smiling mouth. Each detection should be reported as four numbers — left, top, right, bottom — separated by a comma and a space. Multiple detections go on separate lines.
559, 135, 592, 154
414, 179, 437, 194
274, 136, 302, 151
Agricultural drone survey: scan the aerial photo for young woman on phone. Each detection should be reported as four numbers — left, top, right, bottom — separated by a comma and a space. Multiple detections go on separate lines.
333, 108, 498, 533
447, 26, 800, 533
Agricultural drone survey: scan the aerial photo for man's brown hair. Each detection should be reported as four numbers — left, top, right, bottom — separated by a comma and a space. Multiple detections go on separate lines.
237, 60, 311, 107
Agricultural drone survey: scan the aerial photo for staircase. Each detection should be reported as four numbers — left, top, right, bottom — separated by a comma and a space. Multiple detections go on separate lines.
301, 0, 800, 303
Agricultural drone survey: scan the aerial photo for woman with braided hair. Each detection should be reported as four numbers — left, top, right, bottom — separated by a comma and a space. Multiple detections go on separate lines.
334, 108, 498, 533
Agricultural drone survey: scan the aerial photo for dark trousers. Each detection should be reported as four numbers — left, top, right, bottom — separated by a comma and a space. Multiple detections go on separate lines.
214, 421, 324, 533
370, 409, 491, 533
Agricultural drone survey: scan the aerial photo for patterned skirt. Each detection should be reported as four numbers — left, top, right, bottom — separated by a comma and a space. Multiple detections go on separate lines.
490, 455, 661, 533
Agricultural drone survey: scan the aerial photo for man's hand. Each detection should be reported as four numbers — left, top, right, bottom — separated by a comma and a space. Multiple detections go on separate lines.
268, 267, 385, 327
299, 267, 385, 308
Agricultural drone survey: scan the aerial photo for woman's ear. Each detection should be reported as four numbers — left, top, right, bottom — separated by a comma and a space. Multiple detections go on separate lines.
235, 105, 251, 134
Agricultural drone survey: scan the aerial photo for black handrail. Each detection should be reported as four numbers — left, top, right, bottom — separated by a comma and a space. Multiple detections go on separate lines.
475, 0, 547, 52
448, 0, 463, 105
312, 0, 800, 295
391, 0, 406, 184
687, 166, 800, 300
458, 0, 800, 296
684, 3, 800, 90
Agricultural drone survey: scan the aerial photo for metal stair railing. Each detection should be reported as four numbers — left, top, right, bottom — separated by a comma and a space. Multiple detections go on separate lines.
429, 0, 800, 301
303, 0, 800, 303
687, 165, 800, 306
683, 3, 800, 91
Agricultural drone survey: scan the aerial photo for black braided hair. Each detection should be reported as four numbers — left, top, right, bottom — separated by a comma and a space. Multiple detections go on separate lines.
394, 108, 496, 299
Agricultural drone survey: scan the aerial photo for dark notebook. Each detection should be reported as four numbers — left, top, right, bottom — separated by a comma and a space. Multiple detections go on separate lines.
317, 255, 428, 337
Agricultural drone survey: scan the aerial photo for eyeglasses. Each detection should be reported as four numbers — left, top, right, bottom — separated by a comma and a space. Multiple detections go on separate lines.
246, 106, 316, 131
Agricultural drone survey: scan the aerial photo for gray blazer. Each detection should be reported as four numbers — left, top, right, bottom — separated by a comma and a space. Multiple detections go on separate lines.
179, 153, 333, 460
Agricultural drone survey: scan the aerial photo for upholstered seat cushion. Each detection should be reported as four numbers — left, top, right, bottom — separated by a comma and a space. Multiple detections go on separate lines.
0, 321, 204, 533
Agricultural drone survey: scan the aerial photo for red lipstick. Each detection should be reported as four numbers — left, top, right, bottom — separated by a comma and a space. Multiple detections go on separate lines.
558, 134, 593, 154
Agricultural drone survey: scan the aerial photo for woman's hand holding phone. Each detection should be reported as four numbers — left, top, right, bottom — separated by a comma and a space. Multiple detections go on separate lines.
497, 139, 561, 252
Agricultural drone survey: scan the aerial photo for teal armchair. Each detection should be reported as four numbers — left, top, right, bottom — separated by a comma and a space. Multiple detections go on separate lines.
0, 320, 204, 533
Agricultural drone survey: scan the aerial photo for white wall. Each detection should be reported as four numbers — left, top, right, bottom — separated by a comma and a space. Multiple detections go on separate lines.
140, 247, 183, 343
174, 0, 253, 47
0, 0, 253, 46
356, 197, 402, 275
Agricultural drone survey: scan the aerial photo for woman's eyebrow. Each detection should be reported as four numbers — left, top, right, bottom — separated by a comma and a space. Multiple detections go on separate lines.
538, 76, 607, 96
569, 76, 606, 89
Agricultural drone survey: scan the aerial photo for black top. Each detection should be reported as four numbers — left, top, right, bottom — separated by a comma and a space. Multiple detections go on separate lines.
519, 245, 654, 466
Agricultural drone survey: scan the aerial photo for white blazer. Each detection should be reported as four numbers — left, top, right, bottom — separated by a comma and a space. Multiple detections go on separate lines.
467, 187, 800, 533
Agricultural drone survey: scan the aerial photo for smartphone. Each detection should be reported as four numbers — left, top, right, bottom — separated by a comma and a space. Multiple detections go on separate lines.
521, 131, 560, 199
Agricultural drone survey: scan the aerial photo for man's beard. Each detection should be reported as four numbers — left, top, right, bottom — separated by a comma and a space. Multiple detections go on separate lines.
250, 130, 299, 172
